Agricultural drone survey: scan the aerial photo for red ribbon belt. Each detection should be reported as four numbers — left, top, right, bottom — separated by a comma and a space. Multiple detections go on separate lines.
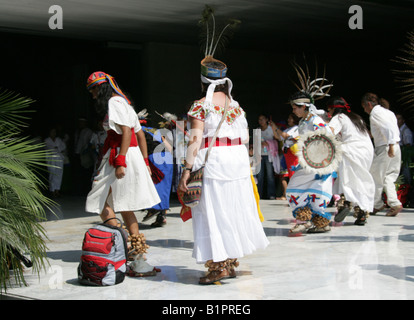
201, 137, 242, 149
102, 129, 138, 167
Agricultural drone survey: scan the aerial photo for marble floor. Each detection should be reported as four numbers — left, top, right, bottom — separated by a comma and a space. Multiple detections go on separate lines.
3, 195, 414, 300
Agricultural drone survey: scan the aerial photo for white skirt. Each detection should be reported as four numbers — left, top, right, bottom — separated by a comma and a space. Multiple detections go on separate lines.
86, 146, 160, 214
333, 141, 374, 211
286, 168, 334, 220
191, 176, 269, 263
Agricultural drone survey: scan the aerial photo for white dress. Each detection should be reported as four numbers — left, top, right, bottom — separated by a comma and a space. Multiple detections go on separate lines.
188, 100, 269, 263
86, 96, 160, 214
329, 114, 375, 211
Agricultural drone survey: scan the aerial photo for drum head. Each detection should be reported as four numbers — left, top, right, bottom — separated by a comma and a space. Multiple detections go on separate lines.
297, 128, 342, 174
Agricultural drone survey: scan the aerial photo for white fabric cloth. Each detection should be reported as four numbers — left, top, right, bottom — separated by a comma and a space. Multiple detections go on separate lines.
188, 100, 269, 263
200, 75, 236, 107
191, 102, 250, 181
329, 114, 375, 211
370, 144, 402, 208
368, 105, 402, 208
44, 136, 66, 192
86, 97, 160, 214
282, 125, 299, 149
370, 105, 400, 147
260, 125, 274, 155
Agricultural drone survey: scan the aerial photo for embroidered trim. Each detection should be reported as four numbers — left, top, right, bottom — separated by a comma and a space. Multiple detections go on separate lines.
187, 101, 245, 125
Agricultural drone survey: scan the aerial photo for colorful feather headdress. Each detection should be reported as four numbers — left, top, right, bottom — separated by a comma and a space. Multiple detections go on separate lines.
290, 56, 334, 106
199, 5, 240, 79
86, 71, 131, 104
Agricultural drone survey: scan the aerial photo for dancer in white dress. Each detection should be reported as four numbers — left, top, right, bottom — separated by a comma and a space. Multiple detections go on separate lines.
85, 71, 160, 249
326, 97, 375, 225
178, 7, 268, 285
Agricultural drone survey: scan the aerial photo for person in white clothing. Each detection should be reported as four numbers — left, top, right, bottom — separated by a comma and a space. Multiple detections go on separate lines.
285, 91, 335, 234
44, 127, 66, 197
256, 114, 278, 199
362, 92, 402, 216
178, 75, 269, 284
326, 97, 375, 225
85, 71, 161, 271
178, 8, 268, 284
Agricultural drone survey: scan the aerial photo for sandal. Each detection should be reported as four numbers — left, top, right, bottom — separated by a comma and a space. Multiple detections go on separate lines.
289, 221, 312, 235
386, 205, 402, 216
151, 211, 166, 228
226, 259, 239, 278
354, 206, 368, 226
334, 195, 351, 222
307, 225, 331, 233
371, 205, 385, 216
199, 261, 229, 285
142, 209, 159, 222
127, 253, 160, 277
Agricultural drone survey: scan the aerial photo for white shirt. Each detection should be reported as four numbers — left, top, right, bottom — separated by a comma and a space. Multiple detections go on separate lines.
104, 96, 141, 133
399, 123, 413, 146
329, 114, 371, 144
260, 125, 274, 155
369, 105, 400, 147
283, 125, 299, 149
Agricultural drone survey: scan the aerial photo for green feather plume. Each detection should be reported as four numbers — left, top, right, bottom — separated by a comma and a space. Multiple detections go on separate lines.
198, 5, 241, 57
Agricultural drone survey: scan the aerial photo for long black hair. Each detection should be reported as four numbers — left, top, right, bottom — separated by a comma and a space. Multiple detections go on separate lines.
93, 82, 133, 120
93, 82, 115, 120
326, 97, 369, 134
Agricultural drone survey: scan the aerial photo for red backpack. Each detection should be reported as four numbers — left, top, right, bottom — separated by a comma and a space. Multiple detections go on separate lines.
78, 218, 128, 286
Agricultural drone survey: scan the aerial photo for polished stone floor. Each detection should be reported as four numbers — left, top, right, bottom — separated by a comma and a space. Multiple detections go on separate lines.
3, 195, 414, 300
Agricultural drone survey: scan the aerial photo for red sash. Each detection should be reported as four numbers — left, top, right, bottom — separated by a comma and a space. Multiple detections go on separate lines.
102, 129, 137, 167
201, 137, 242, 149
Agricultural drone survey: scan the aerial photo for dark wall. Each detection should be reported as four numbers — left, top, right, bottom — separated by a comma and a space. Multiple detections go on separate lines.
0, 26, 411, 141
0, 33, 143, 140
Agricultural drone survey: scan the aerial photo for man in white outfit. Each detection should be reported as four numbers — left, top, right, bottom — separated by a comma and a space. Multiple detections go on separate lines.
362, 92, 402, 216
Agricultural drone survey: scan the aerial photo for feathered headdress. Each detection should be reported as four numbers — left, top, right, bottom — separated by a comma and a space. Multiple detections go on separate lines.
199, 5, 240, 79
137, 109, 149, 125
392, 30, 414, 118
290, 56, 334, 105
155, 111, 189, 136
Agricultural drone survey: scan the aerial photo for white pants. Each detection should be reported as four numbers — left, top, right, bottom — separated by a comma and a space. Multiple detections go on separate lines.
370, 144, 401, 209
47, 157, 63, 192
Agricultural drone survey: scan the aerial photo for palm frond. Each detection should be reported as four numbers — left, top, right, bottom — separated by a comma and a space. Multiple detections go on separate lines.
0, 89, 35, 131
392, 30, 414, 122
0, 88, 56, 292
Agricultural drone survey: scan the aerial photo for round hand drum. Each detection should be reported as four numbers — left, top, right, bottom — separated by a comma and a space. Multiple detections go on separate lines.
297, 128, 342, 175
